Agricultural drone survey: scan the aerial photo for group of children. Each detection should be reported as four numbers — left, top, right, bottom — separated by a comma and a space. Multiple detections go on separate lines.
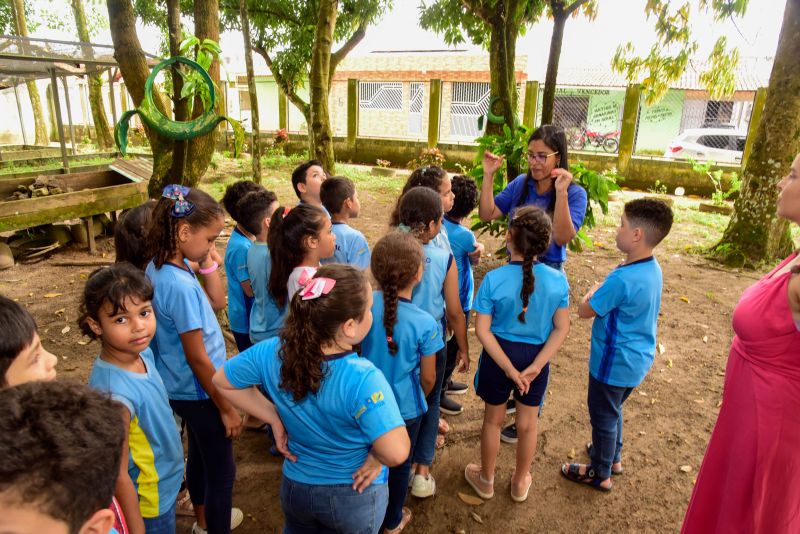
0, 143, 674, 534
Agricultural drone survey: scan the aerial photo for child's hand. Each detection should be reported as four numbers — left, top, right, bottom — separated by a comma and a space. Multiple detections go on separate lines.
521, 364, 542, 383
270, 419, 297, 462
352, 453, 383, 493
468, 242, 485, 266
483, 151, 505, 176
505, 367, 529, 396
551, 168, 574, 193
456, 349, 470, 373
221, 407, 244, 439
583, 281, 602, 302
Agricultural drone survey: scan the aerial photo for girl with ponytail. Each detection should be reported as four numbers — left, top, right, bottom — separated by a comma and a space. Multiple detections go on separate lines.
361, 231, 440, 532
465, 206, 571, 504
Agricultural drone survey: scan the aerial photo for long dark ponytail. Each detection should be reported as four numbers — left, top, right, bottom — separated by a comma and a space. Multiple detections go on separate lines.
509, 206, 552, 323
516, 125, 569, 213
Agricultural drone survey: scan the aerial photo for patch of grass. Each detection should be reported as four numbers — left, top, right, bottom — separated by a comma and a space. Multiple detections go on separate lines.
337, 164, 406, 195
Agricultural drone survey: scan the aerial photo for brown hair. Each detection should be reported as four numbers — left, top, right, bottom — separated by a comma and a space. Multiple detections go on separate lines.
114, 200, 156, 270
623, 198, 674, 247
389, 165, 448, 226
396, 187, 443, 241
0, 295, 38, 387
279, 264, 369, 401
78, 262, 154, 339
508, 206, 552, 323
370, 231, 424, 354
320, 176, 356, 215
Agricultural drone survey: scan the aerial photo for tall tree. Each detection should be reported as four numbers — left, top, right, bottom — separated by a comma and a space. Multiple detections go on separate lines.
70, 0, 115, 148
239, 0, 261, 182
540, 0, 597, 125
713, 0, 799, 266
9, 0, 48, 146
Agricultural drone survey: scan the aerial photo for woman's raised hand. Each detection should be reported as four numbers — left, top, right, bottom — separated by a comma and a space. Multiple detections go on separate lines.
483, 151, 505, 176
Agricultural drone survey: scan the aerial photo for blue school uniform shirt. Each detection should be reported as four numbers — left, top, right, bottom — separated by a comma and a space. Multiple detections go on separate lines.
473, 261, 569, 344
493, 174, 588, 264
588, 256, 663, 388
412, 241, 453, 322
224, 227, 253, 334
321, 222, 371, 269
361, 292, 444, 420
443, 217, 477, 312
145, 260, 227, 400
246, 242, 287, 343
223, 337, 404, 485
88, 349, 183, 518
430, 225, 452, 255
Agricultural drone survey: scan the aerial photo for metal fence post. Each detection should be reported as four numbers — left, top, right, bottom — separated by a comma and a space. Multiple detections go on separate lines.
617, 83, 641, 176
427, 79, 442, 148
522, 80, 539, 129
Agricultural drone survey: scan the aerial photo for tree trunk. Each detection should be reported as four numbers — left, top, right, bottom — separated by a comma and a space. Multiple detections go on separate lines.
71, 0, 114, 148
714, 0, 799, 267
240, 0, 261, 182
10, 0, 48, 145
541, 9, 567, 125
308, 0, 338, 173
167, 0, 188, 183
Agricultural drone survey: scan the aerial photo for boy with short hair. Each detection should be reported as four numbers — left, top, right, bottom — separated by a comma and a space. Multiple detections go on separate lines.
0, 295, 57, 387
561, 198, 673, 491
291, 160, 329, 216
222, 180, 265, 352
319, 176, 370, 270
0, 381, 125, 534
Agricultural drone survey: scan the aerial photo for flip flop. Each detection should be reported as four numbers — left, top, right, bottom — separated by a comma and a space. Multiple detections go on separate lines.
560, 463, 612, 492
510, 472, 532, 503
383, 507, 412, 533
586, 443, 624, 475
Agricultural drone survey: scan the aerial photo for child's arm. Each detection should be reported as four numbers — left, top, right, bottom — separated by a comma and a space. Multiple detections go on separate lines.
478, 151, 506, 221
419, 353, 436, 396
199, 248, 227, 311
578, 281, 602, 319
522, 307, 570, 382
240, 280, 254, 298
468, 242, 484, 266
114, 407, 145, 534
443, 261, 469, 371
180, 330, 243, 437
475, 313, 529, 395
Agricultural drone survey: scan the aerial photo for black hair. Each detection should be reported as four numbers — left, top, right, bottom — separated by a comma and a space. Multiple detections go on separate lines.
370, 231, 424, 354
147, 187, 224, 268
221, 180, 263, 223
447, 174, 479, 220
320, 176, 356, 215
78, 262, 155, 340
396, 187, 443, 241
291, 160, 324, 199
517, 125, 570, 213
623, 198, 674, 246
268, 204, 329, 308
114, 200, 156, 270
508, 206, 552, 323
0, 295, 38, 386
389, 165, 448, 226
236, 189, 279, 236
0, 381, 124, 533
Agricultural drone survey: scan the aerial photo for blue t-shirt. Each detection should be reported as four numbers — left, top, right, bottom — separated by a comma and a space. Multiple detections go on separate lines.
224, 227, 253, 334
588, 256, 663, 388
494, 173, 588, 264
321, 222, 371, 269
430, 225, 452, 255
223, 338, 404, 485
246, 242, 287, 343
411, 241, 453, 322
443, 217, 477, 312
361, 292, 444, 420
145, 260, 227, 400
473, 261, 569, 344
88, 349, 183, 518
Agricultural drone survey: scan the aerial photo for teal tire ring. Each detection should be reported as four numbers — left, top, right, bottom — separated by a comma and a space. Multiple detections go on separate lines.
477, 96, 510, 131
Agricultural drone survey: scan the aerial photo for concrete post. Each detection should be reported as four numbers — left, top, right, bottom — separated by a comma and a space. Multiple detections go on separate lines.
427, 79, 442, 148
13, 84, 28, 145
278, 91, 288, 130
742, 87, 767, 167
347, 78, 358, 145
617, 84, 641, 176
522, 80, 539, 129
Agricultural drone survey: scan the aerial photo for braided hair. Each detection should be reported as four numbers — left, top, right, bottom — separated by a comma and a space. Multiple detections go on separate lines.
389, 165, 448, 226
509, 206, 552, 323
516, 125, 570, 214
371, 231, 424, 354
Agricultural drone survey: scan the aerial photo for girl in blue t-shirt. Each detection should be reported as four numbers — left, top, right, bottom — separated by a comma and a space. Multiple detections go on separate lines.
465, 206, 571, 504
362, 231, 441, 532
394, 186, 469, 498
267, 203, 336, 310
213, 265, 409, 534
82, 262, 184, 534
390, 165, 455, 254
145, 185, 242, 534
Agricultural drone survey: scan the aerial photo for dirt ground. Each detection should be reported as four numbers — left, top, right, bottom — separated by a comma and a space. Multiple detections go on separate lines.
0, 167, 769, 533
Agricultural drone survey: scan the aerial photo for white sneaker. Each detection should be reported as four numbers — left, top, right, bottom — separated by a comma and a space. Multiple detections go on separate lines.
191, 507, 244, 533
410, 473, 436, 498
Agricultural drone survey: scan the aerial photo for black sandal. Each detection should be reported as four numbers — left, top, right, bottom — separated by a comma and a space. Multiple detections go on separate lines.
560, 463, 612, 492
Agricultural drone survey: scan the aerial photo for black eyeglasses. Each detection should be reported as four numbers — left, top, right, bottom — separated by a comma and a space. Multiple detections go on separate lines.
526, 151, 559, 164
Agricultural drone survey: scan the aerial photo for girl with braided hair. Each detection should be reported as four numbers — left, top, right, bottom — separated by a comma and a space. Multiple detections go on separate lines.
361, 231, 441, 532
465, 206, 571, 503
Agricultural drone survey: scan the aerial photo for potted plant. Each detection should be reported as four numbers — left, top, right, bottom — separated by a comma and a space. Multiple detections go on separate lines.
691, 160, 739, 215
371, 159, 395, 177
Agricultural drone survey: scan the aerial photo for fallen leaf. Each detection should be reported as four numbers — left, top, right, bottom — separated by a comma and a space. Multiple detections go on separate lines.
716, 400, 722, 408
667, 359, 673, 369
657, 343, 665, 355
77, 339, 90, 346
458, 492, 484, 506
694, 399, 704, 404
680, 296, 690, 303
471, 512, 484, 524
638, 391, 648, 396
651, 399, 657, 405
702, 336, 708, 343
44, 293, 63, 298
567, 448, 576, 459
639, 431, 646, 435
680, 465, 692, 473
54, 308, 65, 316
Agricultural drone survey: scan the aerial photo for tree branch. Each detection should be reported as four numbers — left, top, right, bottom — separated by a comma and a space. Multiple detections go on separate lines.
330, 23, 366, 76
252, 41, 310, 118
461, 0, 491, 23
564, 0, 591, 17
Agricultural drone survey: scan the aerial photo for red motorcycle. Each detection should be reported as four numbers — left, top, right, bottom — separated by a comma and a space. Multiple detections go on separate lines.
569, 127, 620, 153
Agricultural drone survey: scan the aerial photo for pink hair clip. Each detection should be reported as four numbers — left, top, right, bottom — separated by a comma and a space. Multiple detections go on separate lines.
300, 277, 336, 300
283, 206, 291, 216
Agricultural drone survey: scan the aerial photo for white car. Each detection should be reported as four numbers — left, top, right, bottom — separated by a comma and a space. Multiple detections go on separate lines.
663, 128, 746, 164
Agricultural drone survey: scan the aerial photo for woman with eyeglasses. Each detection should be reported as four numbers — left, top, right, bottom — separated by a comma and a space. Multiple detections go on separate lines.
479, 125, 588, 272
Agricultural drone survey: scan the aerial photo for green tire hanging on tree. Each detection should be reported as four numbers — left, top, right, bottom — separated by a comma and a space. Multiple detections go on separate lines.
114, 56, 244, 157
477, 96, 508, 131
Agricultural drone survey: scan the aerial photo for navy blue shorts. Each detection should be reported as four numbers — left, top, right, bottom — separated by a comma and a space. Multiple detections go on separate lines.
474, 336, 550, 407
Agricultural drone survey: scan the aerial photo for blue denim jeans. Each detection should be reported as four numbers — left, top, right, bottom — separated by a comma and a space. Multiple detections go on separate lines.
383, 417, 422, 530
142, 502, 176, 534
587, 374, 634, 480
412, 343, 447, 466
280, 477, 388, 534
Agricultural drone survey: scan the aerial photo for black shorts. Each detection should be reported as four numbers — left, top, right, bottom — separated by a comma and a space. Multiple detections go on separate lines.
474, 336, 550, 407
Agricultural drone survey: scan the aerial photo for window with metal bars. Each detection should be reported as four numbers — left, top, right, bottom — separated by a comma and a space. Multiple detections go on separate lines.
359, 82, 403, 110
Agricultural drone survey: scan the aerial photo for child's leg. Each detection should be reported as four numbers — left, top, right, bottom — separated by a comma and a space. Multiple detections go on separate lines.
613, 388, 634, 464
513, 403, 539, 490
587, 375, 630, 481
413, 345, 447, 477
441, 336, 459, 399
479, 402, 507, 482
383, 417, 423, 530
171, 401, 207, 528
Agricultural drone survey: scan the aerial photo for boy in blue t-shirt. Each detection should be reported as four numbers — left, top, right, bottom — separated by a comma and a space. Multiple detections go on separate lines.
292, 159, 330, 217
440, 175, 483, 415
561, 198, 673, 492
222, 180, 265, 352
320, 176, 371, 269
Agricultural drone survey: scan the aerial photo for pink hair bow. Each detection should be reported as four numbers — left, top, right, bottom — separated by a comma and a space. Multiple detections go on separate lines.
300, 276, 336, 300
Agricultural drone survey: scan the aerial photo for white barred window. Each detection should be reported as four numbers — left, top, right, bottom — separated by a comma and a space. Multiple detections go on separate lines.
359, 82, 403, 111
